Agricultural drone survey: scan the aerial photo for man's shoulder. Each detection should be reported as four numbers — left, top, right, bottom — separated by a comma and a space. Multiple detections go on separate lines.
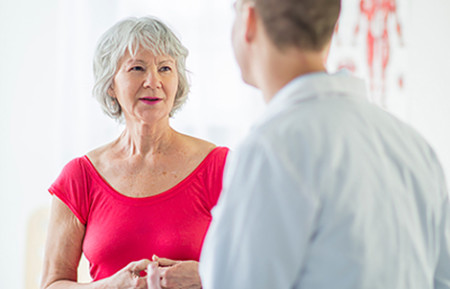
246, 95, 437, 164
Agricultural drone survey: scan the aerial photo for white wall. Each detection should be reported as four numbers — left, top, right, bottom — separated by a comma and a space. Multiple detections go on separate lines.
406, 0, 450, 181
0, 1, 61, 288
0, 0, 449, 288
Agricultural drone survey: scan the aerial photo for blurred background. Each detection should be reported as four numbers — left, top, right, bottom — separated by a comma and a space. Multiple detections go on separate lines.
1, 0, 449, 288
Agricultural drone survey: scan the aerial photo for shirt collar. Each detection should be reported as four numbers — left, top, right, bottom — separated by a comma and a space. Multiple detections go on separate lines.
252, 70, 368, 129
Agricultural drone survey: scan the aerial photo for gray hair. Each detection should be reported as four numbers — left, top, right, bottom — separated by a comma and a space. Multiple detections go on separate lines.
93, 16, 190, 120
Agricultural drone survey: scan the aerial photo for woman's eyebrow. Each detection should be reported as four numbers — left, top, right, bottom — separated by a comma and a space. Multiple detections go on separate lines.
126, 59, 146, 65
158, 59, 175, 65
124, 58, 174, 65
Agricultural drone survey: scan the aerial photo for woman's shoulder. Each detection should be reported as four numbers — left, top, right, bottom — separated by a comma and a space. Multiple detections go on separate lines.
180, 134, 228, 159
181, 133, 216, 151
85, 141, 116, 171
86, 142, 110, 159
175, 133, 228, 168
56, 154, 92, 175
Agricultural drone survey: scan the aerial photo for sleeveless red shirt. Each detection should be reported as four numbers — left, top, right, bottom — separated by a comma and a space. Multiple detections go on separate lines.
49, 147, 229, 281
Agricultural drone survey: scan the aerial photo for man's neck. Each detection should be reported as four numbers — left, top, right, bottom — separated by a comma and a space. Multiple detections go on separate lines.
256, 46, 327, 103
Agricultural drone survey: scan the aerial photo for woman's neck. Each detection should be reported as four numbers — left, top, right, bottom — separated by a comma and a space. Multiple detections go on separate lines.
116, 118, 177, 158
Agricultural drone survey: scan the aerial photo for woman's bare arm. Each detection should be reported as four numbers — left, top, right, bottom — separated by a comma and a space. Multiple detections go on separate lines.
41, 195, 90, 288
41, 196, 150, 289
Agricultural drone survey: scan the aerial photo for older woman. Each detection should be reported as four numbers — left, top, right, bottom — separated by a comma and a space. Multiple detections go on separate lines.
41, 16, 229, 289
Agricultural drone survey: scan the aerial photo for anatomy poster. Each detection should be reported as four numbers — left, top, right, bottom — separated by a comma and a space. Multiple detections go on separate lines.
328, 0, 409, 119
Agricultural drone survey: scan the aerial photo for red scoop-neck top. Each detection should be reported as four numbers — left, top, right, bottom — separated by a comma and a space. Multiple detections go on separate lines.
49, 147, 229, 281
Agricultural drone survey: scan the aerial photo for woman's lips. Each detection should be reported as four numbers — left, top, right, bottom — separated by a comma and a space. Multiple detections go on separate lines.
139, 97, 162, 105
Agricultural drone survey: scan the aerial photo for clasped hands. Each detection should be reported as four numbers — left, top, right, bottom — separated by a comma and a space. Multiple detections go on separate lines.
112, 255, 201, 289
148, 255, 201, 289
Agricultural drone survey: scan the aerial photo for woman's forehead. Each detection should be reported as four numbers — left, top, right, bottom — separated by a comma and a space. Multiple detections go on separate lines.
119, 48, 175, 64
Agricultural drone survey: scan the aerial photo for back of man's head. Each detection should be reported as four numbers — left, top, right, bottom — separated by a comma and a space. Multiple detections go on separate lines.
248, 0, 341, 51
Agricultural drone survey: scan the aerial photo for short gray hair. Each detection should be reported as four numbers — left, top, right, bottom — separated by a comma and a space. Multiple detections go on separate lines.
93, 16, 190, 120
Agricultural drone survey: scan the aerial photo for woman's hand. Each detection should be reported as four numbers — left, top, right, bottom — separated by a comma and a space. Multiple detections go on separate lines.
151, 256, 202, 289
147, 262, 162, 289
104, 259, 151, 289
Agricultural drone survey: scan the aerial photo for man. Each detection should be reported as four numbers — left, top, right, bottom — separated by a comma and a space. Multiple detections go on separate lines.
149, 0, 450, 288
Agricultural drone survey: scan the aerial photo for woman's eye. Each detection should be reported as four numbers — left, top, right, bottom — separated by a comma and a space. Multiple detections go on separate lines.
159, 66, 172, 72
131, 66, 144, 71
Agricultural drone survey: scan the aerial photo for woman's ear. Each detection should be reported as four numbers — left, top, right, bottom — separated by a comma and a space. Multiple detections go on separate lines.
107, 86, 115, 98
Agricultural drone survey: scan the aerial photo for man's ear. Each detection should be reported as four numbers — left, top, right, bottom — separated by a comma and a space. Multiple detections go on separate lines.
243, 2, 257, 43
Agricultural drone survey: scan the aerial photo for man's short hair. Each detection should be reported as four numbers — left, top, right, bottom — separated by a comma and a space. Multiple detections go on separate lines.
250, 0, 341, 51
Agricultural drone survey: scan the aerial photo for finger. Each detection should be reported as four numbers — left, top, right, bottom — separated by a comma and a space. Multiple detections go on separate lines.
129, 259, 151, 276
135, 276, 148, 289
147, 262, 162, 289
155, 257, 179, 267
158, 267, 168, 276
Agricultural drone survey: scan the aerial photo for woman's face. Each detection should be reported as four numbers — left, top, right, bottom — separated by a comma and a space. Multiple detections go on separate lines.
109, 48, 179, 124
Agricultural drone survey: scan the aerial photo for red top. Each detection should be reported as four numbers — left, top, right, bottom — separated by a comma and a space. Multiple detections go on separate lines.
49, 147, 229, 281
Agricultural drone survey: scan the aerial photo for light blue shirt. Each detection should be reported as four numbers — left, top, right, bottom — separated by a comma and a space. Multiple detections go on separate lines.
200, 71, 450, 289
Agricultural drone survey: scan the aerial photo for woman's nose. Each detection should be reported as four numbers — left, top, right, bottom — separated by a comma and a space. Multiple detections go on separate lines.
143, 72, 162, 89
